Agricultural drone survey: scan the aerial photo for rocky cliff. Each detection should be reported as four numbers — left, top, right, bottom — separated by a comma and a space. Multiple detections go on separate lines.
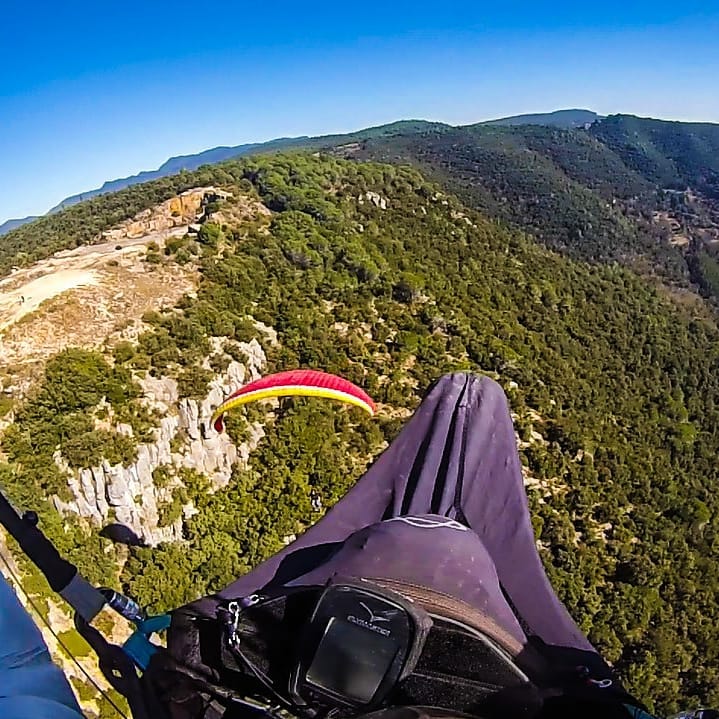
100, 186, 231, 242
54, 339, 267, 545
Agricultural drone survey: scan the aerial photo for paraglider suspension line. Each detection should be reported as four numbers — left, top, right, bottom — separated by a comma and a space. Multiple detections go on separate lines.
0, 550, 129, 719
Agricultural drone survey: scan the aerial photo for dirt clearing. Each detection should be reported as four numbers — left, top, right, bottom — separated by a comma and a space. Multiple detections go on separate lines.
0, 269, 99, 332
0, 226, 197, 387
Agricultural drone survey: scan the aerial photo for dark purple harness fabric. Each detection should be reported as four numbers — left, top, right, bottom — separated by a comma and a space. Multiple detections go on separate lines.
286, 514, 528, 647
190, 373, 596, 660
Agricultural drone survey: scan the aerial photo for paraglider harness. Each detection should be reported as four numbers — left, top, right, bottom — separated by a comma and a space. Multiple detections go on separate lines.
0, 490, 648, 719
163, 575, 549, 719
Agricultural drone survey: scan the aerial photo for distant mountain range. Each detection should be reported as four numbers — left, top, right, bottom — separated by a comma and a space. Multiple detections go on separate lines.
0, 216, 40, 235
0, 110, 601, 235
3, 109, 718, 244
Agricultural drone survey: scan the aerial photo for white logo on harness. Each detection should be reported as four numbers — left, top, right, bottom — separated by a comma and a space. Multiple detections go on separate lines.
386, 516, 468, 531
359, 602, 391, 623
346, 602, 393, 636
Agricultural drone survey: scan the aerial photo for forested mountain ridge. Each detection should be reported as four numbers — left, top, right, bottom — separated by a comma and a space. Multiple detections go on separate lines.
3, 154, 719, 714
0, 121, 449, 234
5, 114, 719, 303
590, 114, 719, 199
342, 117, 719, 301
10, 108, 715, 239
347, 124, 672, 265
0, 110, 597, 228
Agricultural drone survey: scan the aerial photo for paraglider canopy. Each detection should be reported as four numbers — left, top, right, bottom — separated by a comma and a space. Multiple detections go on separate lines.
211, 369, 376, 432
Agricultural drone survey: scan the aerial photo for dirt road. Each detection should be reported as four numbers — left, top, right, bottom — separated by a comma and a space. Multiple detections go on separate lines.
0, 227, 187, 335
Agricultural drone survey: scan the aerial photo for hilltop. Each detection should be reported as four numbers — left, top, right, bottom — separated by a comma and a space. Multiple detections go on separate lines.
481, 108, 601, 128
0, 109, 602, 232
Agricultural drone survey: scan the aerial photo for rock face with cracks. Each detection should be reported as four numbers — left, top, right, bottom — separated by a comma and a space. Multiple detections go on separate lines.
100, 187, 232, 242
53, 339, 267, 545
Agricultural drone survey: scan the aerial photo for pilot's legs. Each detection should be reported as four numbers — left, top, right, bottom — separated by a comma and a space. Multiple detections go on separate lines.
0, 573, 84, 717
204, 374, 595, 657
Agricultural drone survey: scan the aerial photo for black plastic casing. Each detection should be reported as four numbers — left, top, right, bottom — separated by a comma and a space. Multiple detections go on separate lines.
289, 578, 432, 711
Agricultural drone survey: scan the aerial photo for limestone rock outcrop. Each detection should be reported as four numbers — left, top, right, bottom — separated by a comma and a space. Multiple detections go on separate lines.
53, 339, 266, 545
100, 187, 232, 242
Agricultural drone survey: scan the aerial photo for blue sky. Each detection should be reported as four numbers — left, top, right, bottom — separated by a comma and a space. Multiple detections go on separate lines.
1, 1, 718, 222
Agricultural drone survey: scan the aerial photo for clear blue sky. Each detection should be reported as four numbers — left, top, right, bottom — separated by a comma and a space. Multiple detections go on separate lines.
1, 1, 718, 222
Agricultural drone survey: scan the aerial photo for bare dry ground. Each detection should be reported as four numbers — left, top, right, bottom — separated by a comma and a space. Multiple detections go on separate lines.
0, 227, 198, 388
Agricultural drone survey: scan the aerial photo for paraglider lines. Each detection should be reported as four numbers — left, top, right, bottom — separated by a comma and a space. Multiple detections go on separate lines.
0, 550, 128, 719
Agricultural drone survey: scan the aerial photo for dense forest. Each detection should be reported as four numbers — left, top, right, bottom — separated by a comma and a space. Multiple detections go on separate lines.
349, 125, 677, 267
590, 115, 719, 200
342, 117, 719, 302
6, 114, 718, 301
3, 153, 719, 714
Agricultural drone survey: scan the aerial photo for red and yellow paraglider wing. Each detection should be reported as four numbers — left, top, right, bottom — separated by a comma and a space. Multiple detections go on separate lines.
211, 369, 375, 432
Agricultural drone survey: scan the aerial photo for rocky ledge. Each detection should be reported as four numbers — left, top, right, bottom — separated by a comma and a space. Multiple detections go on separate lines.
53, 339, 266, 544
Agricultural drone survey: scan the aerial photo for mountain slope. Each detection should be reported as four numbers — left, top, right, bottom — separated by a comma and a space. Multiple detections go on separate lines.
344, 124, 689, 280
590, 114, 719, 199
320, 116, 719, 302
3, 154, 719, 713
482, 108, 601, 128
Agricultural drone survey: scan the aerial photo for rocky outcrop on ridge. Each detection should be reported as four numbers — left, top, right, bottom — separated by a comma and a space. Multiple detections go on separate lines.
53, 339, 266, 545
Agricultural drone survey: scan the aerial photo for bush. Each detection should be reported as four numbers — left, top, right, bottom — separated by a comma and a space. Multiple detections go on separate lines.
392, 271, 425, 303
209, 352, 231, 373
114, 402, 158, 442
0, 396, 13, 417
152, 465, 174, 488
62, 430, 137, 468
177, 365, 215, 399
197, 223, 222, 247
157, 487, 188, 527
174, 248, 192, 264
166, 235, 190, 255
41, 348, 113, 413
112, 341, 136, 364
